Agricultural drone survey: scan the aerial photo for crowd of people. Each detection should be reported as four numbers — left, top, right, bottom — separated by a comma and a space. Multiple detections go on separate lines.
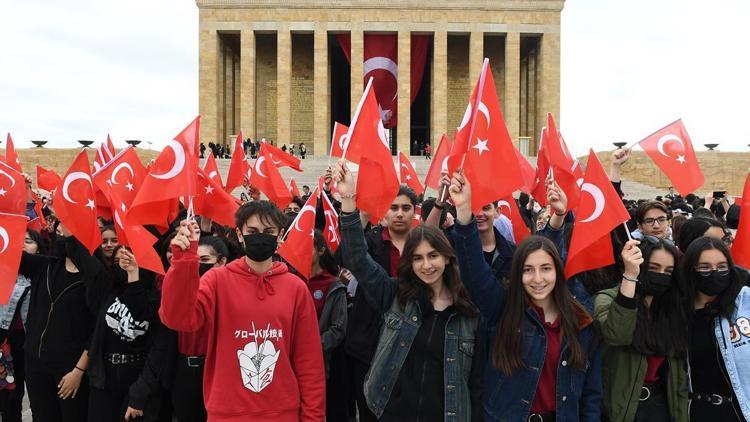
0, 145, 748, 422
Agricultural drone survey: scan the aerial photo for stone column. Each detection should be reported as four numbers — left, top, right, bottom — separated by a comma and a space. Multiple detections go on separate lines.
537, 32, 561, 143
313, 27, 329, 155
504, 32, 520, 149
199, 29, 220, 145
431, 30, 447, 149
350, 28, 364, 117
277, 27, 292, 145
397, 30, 411, 155
469, 31, 484, 84
240, 29, 256, 140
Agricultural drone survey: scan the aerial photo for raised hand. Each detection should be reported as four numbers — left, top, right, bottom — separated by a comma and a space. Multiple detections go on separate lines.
621, 239, 643, 280
546, 178, 568, 216
171, 219, 200, 251
449, 169, 472, 225
611, 147, 631, 166
117, 248, 139, 273
333, 159, 357, 213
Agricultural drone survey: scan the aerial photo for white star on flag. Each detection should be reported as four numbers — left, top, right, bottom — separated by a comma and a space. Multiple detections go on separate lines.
204, 185, 214, 195
125, 182, 134, 191
406, 175, 412, 181
473, 139, 490, 155
676, 155, 686, 164
0, 188, 5, 197
86, 199, 96, 210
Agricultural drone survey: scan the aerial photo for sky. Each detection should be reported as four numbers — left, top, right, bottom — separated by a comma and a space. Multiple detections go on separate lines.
1, 0, 749, 156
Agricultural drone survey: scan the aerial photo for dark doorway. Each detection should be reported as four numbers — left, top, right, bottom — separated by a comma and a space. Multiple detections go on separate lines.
410, 36, 432, 156
329, 35, 351, 140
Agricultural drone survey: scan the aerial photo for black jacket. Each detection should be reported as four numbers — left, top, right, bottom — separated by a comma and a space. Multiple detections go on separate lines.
80, 260, 176, 411
344, 225, 393, 364
21, 237, 98, 365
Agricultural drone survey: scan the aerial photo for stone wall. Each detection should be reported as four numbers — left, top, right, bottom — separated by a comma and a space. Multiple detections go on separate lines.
5, 148, 160, 186
446, 34, 470, 134
585, 150, 750, 197
255, 33, 277, 142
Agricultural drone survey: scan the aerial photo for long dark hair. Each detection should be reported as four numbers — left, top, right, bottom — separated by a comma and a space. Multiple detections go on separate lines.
493, 235, 589, 375
681, 237, 743, 320
677, 217, 729, 253
631, 237, 689, 357
313, 229, 339, 277
395, 225, 478, 317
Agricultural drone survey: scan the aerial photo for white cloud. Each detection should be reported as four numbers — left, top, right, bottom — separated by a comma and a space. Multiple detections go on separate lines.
561, 0, 750, 156
1, 0, 747, 156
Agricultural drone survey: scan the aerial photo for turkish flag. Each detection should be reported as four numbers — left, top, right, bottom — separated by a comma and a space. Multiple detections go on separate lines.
449, 59, 525, 211
731, 172, 750, 269
638, 119, 704, 195
225, 132, 249, 193
3, 134, 22, 173
53, 150, 101, 254
545, 114, 583, 210
194, 168, 239, 227
0, 162, 27, 215
288, 177, 301, 198
277, 189, 318, 279
0, 212, 28, 303
398, 152, 424, 194
424, 134, 452, 190
93, 134, 116, 172
515, 148, 537, 195
565, 150, 631, 279
250, 144, 293, 209
329, 122, 349, 160
202, 152, 223, 187
531, 135, 550, 206
109, 188, 164, 275
261, 141, 302, 172
338, 34, 429, 129
321, 190, 340, 252
497, 196, 530, 244
128, 117, 200, 227
351, 79, 400, 221
36, 165, 62, 193
92, 146, 147, 210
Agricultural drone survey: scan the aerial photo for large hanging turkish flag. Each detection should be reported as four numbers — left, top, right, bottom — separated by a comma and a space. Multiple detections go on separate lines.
53, 150, 101, 254
337, 34, 430, 128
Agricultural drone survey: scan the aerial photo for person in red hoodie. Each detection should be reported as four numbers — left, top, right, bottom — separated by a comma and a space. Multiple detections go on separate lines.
160, 201, 326, 422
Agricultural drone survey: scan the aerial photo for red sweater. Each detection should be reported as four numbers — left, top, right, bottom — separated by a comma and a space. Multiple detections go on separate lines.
160, 242, 326, 421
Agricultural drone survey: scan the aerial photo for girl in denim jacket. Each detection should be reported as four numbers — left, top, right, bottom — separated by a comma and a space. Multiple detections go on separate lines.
334, 160, 485, 422
449, 170, 602, 422
682, 237, 750, 421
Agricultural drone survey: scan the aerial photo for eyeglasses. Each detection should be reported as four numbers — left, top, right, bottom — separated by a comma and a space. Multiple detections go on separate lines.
642, 216, 668, 226
694, 264, 730, 277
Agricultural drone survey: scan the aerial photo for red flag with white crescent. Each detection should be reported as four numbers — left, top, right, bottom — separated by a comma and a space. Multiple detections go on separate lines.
731, 172, 750, 269
496, 196, 530, 244
0, 161, 27, 215
277, 189, 319, 279
92, 146, 147, 210
194, 168, 239, 228
225, 132, 248, 193
0, 212, 28, 303
261, 141, 302, 172
329, 122, 350, 160
202, 152, 223, 187
36, 165, 62, 193
108, 187, 164, 275
249, 144, 293, 209
128, 116, 200, 227
398, 152, 424, 194
565, 150, 631, 279
424, 134, 452, 190
53, 150, 102, 254
3, 134, 22, 173
321, 190, 340, 252
288, 177, 301, 198
638, 119, 704, 195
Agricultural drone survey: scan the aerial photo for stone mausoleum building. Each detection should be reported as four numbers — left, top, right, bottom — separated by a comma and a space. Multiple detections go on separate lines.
197, 0, 564, 156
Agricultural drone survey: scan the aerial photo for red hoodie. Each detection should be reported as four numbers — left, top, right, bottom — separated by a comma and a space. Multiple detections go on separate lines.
160, 242, 326, 421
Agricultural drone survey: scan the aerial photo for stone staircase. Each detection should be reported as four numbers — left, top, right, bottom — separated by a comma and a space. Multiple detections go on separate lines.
208, 155, 666, 201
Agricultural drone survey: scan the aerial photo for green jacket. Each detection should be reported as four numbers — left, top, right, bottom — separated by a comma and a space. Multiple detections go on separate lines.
594, 287, 689, 422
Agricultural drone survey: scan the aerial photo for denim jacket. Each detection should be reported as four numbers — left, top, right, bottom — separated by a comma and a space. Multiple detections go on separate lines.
453, 218, 603, 422
0, 275, 31, 330
691, 286, 750, 420
340, 210, 484, 421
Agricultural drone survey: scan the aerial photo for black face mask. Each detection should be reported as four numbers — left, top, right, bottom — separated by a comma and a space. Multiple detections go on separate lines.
199, 262, 216, 276
639, 271, 672, 297
695, 270, 732, 296
285, 212, 298, 222
241, 233, 278, 262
